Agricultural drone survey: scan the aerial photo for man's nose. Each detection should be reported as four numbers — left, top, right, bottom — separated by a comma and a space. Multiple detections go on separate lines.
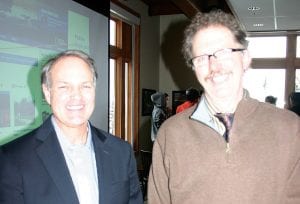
70, 87, 82, 99
208, 55, 221, 71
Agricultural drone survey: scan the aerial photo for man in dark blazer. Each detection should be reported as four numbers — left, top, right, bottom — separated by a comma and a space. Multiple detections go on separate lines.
0, 50, 143, 204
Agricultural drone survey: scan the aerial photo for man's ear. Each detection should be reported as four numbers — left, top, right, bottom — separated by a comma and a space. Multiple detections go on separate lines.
242, 50, 252, 71
42, 84, 51, 105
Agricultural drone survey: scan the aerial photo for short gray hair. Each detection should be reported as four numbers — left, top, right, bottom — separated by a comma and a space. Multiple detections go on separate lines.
41, 50, 98, 88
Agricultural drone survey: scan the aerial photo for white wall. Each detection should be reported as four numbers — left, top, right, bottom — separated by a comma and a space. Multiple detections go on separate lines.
118, 0, 160, 150
159, 14, 202, 112
159, 14, 187, 93
117, 0, 202, 150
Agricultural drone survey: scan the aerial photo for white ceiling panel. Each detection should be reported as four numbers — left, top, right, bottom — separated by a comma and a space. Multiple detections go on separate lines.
275, 0, 300, 16
277, 17, 300, 31
226, 0, 300, 32
242, 17, 275, 32
228, 0, 274, 17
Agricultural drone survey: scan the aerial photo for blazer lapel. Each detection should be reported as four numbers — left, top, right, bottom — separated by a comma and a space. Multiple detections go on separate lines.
92, 128, 112, 204
35, 119, 79, 204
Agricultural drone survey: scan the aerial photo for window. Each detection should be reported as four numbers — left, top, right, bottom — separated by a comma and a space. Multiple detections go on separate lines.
296, 36, 300, 92
246, 34, 298, 108
247, 36, 286, 58
110, 20, 116, 46
297, 36, 300, 58
244, 69, 286, 108
109, 2, 140, 151
296, 69, 300, 92
109, 59, 116, 134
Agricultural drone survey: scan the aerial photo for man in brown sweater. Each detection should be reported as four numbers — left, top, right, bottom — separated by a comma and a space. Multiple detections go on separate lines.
148, 10, 300, 204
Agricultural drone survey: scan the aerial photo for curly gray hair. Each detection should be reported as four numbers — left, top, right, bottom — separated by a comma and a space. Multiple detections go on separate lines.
182, 9, 248, 68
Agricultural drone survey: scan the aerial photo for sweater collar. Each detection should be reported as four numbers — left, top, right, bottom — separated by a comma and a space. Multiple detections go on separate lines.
190, 90, 258, 131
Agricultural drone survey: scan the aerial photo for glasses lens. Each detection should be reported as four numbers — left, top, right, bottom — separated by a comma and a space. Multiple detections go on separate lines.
215, 49, 232, 60
191, 48, 240, 68
192, 55, 208, 67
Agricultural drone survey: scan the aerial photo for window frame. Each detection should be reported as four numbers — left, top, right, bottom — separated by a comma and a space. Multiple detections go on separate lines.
248, 32, 299, 107
109, 2, 140, 151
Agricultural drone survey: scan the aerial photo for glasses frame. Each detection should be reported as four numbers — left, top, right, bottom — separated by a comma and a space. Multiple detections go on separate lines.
190, 48, 245, 68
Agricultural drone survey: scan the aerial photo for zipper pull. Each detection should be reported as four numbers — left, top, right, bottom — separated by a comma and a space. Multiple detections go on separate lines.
226, 142, 230, 153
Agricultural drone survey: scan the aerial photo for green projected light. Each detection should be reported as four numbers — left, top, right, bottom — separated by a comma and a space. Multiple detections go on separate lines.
0, 0, 91, 145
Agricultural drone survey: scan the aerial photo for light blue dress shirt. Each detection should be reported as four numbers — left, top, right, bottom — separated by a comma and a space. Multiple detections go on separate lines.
52, 116, 99, 204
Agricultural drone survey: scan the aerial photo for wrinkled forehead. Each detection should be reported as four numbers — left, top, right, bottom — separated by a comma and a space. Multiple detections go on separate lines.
52, 55, 86, 67
192, 25, 240, 54
49, 56, 94, 82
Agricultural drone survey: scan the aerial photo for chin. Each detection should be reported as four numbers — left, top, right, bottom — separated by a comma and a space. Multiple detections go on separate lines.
69, 121, 88, 128
211, 87, 231, 96
66, 116, 88, 124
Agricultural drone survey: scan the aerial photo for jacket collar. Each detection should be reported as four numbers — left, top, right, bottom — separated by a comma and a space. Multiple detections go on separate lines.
35, 116, 109, 204
35, 117, 80, 204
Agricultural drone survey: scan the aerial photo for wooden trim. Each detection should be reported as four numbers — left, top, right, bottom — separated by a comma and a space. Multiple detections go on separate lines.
126, 61, 132, 144
285, 35, 297, 107
114, 57, 123, 138
251, 58, 286, 68
295, 59, 300, 68
133, 25, 140, 152
146, 1, 182, 16
171, 0, 199, 18
109, 12, 141, 151
123, 22, 132, 60
110, 0, 140, 18
109, 45, 122, 58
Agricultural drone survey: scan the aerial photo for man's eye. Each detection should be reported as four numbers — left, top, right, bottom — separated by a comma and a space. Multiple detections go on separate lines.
82, 83, 93, 89
83, 85, 91, 89
58, 85, 68, 90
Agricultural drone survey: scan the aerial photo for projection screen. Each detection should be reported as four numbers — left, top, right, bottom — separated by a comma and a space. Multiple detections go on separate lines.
0, 0, 108, 145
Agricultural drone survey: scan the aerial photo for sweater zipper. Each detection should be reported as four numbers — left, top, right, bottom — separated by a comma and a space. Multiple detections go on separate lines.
226, 142, 230, 153
189, 117, 232, 153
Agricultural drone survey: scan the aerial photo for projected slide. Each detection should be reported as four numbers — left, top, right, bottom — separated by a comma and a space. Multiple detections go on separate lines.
0, 0, 97, 145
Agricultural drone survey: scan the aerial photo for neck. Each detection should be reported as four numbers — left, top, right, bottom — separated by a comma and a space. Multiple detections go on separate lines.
66, 127, 88, 145
205, 91, 243, 113
54, 119, 88, 145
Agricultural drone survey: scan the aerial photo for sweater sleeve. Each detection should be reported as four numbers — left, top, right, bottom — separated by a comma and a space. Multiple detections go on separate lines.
283, 118, 300, 204
147, 130, 171, 204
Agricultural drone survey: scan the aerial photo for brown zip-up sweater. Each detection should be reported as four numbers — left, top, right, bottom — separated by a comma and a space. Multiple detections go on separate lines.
148, 98, 300, 204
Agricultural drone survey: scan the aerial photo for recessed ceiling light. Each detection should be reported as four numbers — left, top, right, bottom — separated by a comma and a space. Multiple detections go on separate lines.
248, 6, 260, 11
253, 23, 264, 27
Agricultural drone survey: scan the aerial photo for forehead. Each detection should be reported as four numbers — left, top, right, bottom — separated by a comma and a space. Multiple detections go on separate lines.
51, 56, 91, 76
192, 25, 238, 54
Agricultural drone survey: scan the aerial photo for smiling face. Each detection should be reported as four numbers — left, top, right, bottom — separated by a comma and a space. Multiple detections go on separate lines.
192, 25, 251, 112
42, 56, 95, 131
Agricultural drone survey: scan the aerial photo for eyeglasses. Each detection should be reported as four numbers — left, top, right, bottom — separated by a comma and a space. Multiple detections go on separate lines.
190, 48, 245, 68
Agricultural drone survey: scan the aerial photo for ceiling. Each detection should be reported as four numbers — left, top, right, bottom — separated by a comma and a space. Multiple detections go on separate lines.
140, 0, 300, 32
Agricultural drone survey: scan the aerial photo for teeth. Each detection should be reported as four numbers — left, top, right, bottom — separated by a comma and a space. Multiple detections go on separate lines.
67, 105, 83, 110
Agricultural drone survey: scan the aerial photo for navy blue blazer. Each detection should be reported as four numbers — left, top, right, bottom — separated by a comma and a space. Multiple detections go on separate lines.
0, 117, 143, 204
